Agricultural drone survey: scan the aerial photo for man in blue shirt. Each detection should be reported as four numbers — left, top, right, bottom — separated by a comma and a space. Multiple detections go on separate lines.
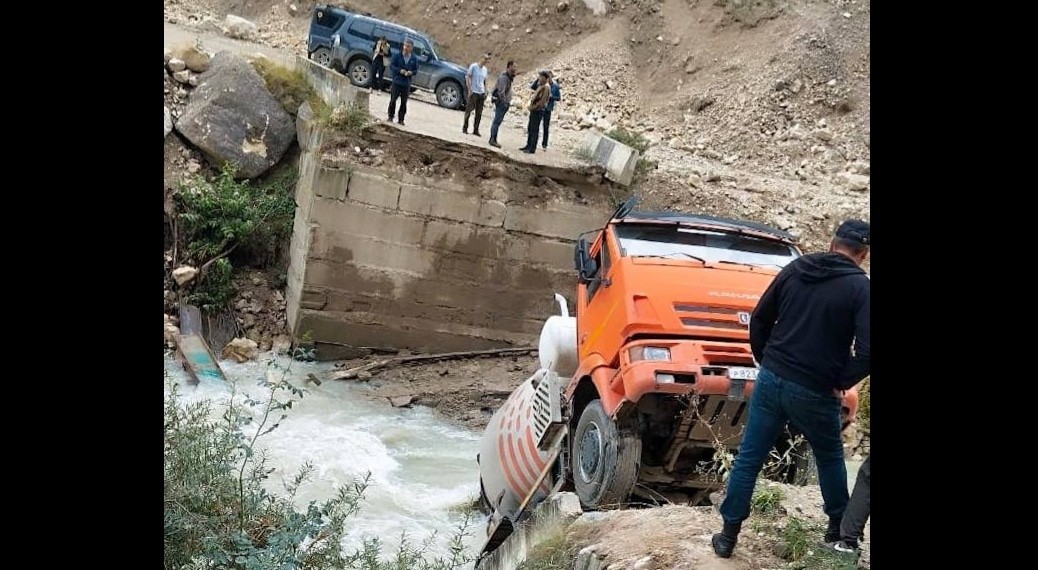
388, 39, 419, 126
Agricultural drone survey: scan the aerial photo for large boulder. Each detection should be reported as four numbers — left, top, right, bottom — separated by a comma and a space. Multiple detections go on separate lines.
169, 42, 211, 73
223, 15, 258, 40
174, 51, 295, 179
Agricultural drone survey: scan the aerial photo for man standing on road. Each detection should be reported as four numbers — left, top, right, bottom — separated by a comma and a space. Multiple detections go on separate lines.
529, 71, 561, 150
388, 39, 419, 126
520, 71, 552, 154
487, 60, 517, 148
712, 219, 871, 559
463, 52, 492, 136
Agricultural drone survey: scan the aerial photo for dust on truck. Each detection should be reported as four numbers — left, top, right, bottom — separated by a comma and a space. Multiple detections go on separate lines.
475, 198, 860, 557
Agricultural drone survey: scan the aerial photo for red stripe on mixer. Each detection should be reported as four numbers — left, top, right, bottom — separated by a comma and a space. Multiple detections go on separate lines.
514, 430, 542, 485
523, 428, 547, 471
505, 432, 535, 490
497, 433, 526, 496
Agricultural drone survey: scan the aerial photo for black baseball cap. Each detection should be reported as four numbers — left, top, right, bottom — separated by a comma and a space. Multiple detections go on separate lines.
835, 219, 870, 246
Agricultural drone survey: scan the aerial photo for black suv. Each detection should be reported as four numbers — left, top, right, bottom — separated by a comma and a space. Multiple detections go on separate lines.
307, 4, 468, 110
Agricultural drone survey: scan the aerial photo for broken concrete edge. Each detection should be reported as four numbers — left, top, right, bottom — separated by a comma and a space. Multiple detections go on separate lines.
580, 131, 641, 187
295, 55, 370, 115
476, 492, 583, 570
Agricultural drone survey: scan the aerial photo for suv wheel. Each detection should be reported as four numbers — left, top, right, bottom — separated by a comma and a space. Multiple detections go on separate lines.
348, 59, 372, 88
310, 47, 332, 68
436, 80, 463, 110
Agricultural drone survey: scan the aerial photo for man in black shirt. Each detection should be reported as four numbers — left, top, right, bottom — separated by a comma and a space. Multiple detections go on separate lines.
712, 219, 871, 559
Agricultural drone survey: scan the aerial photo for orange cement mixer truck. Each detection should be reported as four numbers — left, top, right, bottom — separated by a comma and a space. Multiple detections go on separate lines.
475, 198, 860, 557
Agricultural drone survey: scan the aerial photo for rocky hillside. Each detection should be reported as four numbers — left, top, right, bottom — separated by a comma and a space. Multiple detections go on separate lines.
165, 0, 869, 253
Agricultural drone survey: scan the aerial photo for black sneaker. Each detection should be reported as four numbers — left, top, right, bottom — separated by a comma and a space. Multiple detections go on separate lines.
398, 119, 405, 125
462, 128, 468, 134
489, 140, 501, 148
711, 532, 737, 558
473, 131, 482, 136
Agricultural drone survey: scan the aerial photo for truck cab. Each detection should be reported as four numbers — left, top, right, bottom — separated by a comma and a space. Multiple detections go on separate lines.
566, 201, 858, 507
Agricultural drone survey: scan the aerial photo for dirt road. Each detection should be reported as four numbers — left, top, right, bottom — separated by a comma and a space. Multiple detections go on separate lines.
163, 22, 588, 170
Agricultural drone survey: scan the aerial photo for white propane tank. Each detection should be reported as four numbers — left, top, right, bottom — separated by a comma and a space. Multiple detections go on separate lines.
538, 294, 577, 378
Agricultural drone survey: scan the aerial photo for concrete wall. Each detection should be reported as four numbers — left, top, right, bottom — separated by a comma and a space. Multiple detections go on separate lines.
295, 55, 370, 111
581, 132, 641, 187
476, 493, 583, 570
285, 118, 615, 355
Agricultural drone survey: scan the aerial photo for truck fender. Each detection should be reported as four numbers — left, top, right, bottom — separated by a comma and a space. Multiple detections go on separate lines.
565, 354, 624, 418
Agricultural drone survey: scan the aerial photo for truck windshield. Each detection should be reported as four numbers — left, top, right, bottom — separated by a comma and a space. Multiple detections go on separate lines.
614, 223, 799, 268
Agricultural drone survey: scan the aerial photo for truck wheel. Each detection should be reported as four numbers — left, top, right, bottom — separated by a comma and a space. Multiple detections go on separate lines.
310, 47, 332, 68
348, 59, 372, 87
571, 400, 641, 509
436, 80, 463, 110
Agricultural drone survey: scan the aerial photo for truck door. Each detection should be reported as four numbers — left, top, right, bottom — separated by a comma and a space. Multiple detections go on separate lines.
577, 231, 616, 363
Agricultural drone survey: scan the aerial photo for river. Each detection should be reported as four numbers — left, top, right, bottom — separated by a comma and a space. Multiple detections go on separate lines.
163, 351, 486, 561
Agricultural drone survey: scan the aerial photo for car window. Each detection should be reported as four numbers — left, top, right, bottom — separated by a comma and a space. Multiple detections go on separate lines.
411, 37, 431, 58
312, 9, 344, 31
377, 26, 405, 50
348, 19, 375, 41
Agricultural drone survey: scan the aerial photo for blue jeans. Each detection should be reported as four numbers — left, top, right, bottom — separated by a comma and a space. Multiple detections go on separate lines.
720, 367, 849, 528
489, 100, 508, 142
540, 107, 553, 148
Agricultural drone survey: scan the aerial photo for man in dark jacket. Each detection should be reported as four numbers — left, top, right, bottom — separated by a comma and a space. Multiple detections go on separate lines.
487, 60, 516, 148
712, 219, 871, 559
387, 39, 419, 126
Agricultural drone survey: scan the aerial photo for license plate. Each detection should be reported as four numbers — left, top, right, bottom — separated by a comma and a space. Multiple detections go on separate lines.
728, 367, 759, 381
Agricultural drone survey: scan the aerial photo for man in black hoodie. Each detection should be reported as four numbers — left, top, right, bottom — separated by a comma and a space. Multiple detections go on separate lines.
712, 219, 870, 559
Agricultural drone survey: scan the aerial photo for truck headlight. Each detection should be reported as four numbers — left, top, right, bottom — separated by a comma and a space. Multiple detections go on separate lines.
630, 346, 671, 362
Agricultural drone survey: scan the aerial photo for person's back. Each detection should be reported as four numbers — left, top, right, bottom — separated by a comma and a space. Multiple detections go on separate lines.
752, 251, 870, 394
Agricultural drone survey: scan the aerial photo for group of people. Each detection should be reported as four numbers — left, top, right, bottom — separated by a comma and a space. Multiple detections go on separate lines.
461, 54, 562, 153
371, 39, 564, 150
712, 219, 871, 562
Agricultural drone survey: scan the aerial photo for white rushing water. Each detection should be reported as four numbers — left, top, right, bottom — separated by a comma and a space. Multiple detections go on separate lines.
164, 352, 486, 560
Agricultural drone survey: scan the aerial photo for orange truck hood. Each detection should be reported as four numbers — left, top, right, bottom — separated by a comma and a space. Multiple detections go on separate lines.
619, 258, 782, 341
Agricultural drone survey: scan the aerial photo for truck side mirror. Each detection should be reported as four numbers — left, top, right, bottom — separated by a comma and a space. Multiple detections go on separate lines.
574, 238, 600, 283
574, 239, 589, 280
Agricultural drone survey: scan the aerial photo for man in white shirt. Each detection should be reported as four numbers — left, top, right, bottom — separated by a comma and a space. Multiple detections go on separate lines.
462, 52, 492, 136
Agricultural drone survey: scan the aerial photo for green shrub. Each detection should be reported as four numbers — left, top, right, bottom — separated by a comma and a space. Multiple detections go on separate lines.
606, 126, 650, 153
175, 162, 297, 311
251, 58, 320, 116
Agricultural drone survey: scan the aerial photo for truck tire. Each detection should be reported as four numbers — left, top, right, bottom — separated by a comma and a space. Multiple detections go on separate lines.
347, 58, 372, 88
571, 400, 641, 509
435, 80, 463, 110
310, 47, 332, 68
